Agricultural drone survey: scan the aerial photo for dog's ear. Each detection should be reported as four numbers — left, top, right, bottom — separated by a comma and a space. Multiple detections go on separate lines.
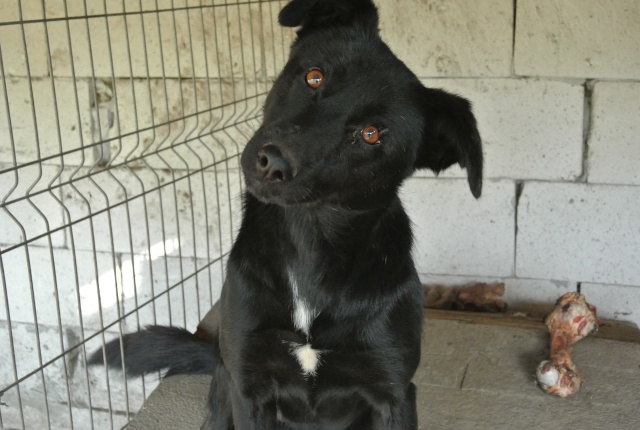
279, 0, 378, 34
414, 87, 483, 198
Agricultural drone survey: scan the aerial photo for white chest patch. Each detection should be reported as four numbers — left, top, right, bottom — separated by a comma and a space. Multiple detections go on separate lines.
293, 298, 314, 336
293, 343, 322, 376
287, 269, 321, 375
288, 270, 316, 336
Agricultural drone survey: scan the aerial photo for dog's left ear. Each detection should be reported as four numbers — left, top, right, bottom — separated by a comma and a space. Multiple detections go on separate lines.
279, 0, 378, 34
414, 87, 483, 198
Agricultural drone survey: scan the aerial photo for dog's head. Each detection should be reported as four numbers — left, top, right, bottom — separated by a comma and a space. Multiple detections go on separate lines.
241, 0, 483, 208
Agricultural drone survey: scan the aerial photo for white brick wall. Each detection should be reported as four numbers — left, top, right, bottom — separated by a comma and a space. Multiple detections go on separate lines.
0, 320, 148, 424
516, 182, 640, 285
379, 0, 514, 77
0, 76, 264, 169
415, 79, 585, 181
588, 82, 640, 185
1, 246, 121, 329
119, 253, 224, 330
386, 0, 640, 328
0, 0, 291, 79
514, 0, 640, 79
60, 166, 240, 258
0, 164, 67, 248
581, 283, 640, 325
402, 179, 516, 278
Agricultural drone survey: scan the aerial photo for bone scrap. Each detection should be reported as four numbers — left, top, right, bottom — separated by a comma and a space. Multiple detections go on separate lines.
536, 292, 600, 398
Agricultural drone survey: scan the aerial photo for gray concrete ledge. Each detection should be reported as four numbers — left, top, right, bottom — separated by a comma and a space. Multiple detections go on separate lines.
128, 319, 640, 429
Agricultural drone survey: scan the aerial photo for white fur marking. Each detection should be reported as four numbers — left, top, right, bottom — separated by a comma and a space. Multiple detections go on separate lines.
294, 298, 314, 335
294, 343, 321, 376
287, 270, 321, 376
288, 269, 316, 336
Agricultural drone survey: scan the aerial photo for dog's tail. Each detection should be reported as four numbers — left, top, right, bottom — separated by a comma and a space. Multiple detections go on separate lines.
88, 325, 217, 378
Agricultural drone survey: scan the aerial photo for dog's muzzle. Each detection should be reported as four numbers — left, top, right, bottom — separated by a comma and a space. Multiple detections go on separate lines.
256, 144, 295, 182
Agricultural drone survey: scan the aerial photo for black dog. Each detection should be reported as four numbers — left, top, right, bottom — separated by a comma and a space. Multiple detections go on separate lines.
90, 0, 482, 428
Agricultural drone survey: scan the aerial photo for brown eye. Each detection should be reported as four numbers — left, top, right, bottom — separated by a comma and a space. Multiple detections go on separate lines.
305, 69, 324, 89
361, 125, 380, 144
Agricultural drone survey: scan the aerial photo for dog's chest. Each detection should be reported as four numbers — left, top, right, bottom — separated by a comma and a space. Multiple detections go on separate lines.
287, 268, 322, 375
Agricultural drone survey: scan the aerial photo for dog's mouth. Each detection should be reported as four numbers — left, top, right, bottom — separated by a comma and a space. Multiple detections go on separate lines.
243, 175, 318, 207
244, 173, 355, 209
244, 174, 388, 211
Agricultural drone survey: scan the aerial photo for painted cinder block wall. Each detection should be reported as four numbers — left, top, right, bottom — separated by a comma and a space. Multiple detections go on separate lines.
381, 0, 640, 327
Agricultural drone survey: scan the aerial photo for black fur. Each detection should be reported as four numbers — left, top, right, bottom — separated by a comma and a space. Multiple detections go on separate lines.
90, 1, 482, 428
88, 326, 215, 377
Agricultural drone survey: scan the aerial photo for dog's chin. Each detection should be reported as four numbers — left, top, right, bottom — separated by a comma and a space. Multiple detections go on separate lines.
244, 178, 317, 208
245, 179, 393, 212
244, 178, 363, 209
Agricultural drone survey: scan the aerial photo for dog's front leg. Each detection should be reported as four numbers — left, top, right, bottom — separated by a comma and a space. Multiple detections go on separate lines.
371, 383, 418, 430
230, 376, 278, 430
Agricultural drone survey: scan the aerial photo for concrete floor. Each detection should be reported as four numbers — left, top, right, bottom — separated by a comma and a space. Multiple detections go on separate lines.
127, 315, 640, 430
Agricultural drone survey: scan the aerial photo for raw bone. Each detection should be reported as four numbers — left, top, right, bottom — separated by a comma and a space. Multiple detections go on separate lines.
536, 292, 600, 397
423, 282, 507, 312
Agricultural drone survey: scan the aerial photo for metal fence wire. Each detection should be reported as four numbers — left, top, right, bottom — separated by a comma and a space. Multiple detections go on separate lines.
0, 1, 292, 428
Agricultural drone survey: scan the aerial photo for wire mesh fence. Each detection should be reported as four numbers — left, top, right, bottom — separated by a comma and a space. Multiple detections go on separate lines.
0, 1, 292, 428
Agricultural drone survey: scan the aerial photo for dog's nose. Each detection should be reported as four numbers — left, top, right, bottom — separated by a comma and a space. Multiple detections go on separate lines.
256, 145, 293, 182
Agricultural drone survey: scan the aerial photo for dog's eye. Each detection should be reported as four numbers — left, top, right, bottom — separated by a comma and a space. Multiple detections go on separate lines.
361, 125, 380, 144
305, 69, 324, 89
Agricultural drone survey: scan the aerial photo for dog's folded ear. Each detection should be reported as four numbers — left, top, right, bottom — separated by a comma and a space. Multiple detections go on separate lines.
414, 87, 484, 198
279, 0, 378, 34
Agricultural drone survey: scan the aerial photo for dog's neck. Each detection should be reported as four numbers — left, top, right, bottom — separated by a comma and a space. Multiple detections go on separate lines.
284, 204, 370, 244
241, 193, 407, 255
240, 192, 413, 286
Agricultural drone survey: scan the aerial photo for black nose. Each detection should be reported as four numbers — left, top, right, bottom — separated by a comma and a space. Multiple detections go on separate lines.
256, 145, 293, 182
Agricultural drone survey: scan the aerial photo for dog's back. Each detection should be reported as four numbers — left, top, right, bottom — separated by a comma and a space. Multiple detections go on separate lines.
91, 1, 482, 428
